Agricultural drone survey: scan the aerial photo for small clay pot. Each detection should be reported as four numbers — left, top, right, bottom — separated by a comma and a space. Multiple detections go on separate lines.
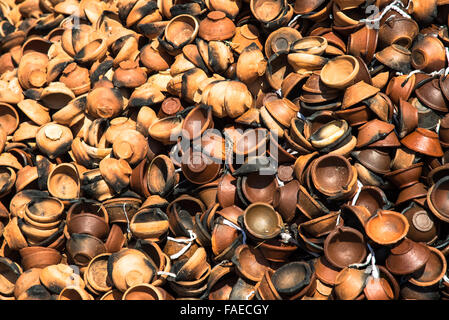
383, 162, 423, 189
411, 35, 446, 73
0, 257, 22, 296
375, 44, 411, 73
232, 244, 269, 283
385, 238, 431, 275
19, 247, 62, 271
14, 268, 42, 299
40, 264, 84, 294
271, 261, 313, 297
385, 74, 416, 106
36, 123, 73, 159
272, 180, 300, 222
240, 172, 278, 205
323, 226, 367, 269
364, 210, 409, 246
320, 55, 359, 89
198, 11, 236, 41
310, 154, 354, 198
363, 276, 395, 300
108, 249, 156, 292
122, 283, 165, 300
112, 60, 147, 88
409, 246, 446, 287
67, 213, 110, 240
378, 16, 419, 49
112, 129, 149, 167
66, 233, 107, 267
243, 202, 283, 241
334, 267, 368, 300
401, 128, 443, 158
47, 163, 80, 201
181, 151, 221, 185
129, 207, 169, 241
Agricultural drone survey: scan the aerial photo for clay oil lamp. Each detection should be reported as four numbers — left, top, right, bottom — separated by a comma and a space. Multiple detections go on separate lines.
363, 276, 395, 300
355, 119, 396, 148
415, 78, 448, 113
299, 211, 342, 238
375, 44, 412, 74
19, 247, 62, 271
272, 180, 300, 222
243, 202, 283, 241
198, 11, 236, 41
108, 248, 156, 293
385, 73, 416, 106
85, 253, 113, 293
239, 171, 278, 205
320, 55, 359, 90
323, 226, 367, 269
351, 149, 391, 176
182, 104, 213, 141
347, 25, 378, 64
341, 81, 379, 110
411, 35, 446, 73
383, 162, 423, 189
47, 163, 80, 202
409, 246, 446, 287
270, 261, 313, 299
231, 24, 263, 55
232, 244, 270, 283
129, 207, 169, 242
310, 154, 355, 199
39, 264, 84, 294
401, 128, 443, 158
296, 184, 330, 220
161, 14, 199, 54
334, 267, 368, 300
314, 256, 341, 286
181, 151, 221, 185
122, 284, 166, 300
427, 176, 449, 223
397, 99, 418, 139
36, 123, 73, 159
66, 233, 107, 267
385, 238, 431, 276
364, 210, 409, 246
340, 205, 373, 232
378, 16, 418, 49
146, 154, 176, 198
308, 119, 349, 150
265, 27, 302, 58
353, 186, 392, 214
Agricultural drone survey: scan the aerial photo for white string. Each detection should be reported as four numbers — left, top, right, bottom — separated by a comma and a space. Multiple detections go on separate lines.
335, 210, 341, 226
175, 168, 182, 173
276, 176, 285, 187
351, 180, 365, 206
360, 0, 411, 24
443, 274, 449, 284
245, 290, 255, 300
275, 88, 282, 98
280, 232, 291, 244
445, 48, 449, 76
123, 203, 131, 235
288, 14, 302, 27
297, 111, 306, 120
166, 230, 197, 260
367, 243, 379, 279
436, 119, 441, 135
222, 219, 246, 244
349, 252, 372, 269
157, 270, 177, 278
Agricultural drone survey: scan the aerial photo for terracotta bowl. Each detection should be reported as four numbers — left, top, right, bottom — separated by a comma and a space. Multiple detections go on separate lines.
122, 283, 165, 300
129, 207, 169, 241
19, 247, 62, 271
323, 226, 367, 269
385, 238, 431, 275
409, 246, 446, 287
403, 205, 438, 244
364, 210, 409, 246
108, 248, 156, 293
428, 176, 449, 223
334, 267, 368, 300
243, 202, 283, 240
24, 197, 64, 224
320, 55, 359, 89
270, 261, 312, 296
67, 213, 110, 240
310, 154, 354, 197
85, 253, 113, 293
258, 238, 297, 263
353, 186, 391, 214
299, 211, 342, 238
66, 233, 107, 267
233, 244, 269, 282
241, 172, 278, 205
383, 162, 423, 189
401, 128, 443, 158
314, 255, 341, 286
363, 276, 395, 300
